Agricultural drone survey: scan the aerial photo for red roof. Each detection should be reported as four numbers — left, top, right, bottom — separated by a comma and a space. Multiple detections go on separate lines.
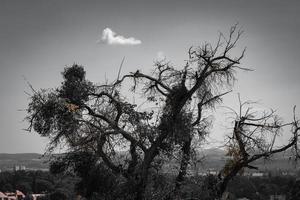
16, 190, 25, 197
0, 192, 7, 198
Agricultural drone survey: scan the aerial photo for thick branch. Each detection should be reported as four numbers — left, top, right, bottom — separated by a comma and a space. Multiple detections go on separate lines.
248, 127, 300, 162
89, 92, 123, 123
83, 104, 147, 152
115, 71, 172, 93
97, 135, 123, 175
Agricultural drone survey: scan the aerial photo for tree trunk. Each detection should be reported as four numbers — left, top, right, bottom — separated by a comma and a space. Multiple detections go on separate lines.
134, 92, 189, 199
134, 165, 151, 200
135, 180, 147, 200
134, 149, 156, 200
217, 163, 243, 198
175, 137, 192, 191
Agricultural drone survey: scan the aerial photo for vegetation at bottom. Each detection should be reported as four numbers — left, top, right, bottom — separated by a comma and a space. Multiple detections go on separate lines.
0, 170, 300, 200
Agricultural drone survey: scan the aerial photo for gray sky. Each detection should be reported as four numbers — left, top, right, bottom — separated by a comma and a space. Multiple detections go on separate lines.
0, 0, 299, 153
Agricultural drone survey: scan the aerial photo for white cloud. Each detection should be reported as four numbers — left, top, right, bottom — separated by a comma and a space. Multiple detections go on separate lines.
101, 28, 142, 45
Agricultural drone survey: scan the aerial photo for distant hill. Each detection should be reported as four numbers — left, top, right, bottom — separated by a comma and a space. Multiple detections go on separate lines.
196, 148, 299, 172
0, 149, 298, 173
0, 153, 49, 171
0, 153, 43, 160
163, 148, 299, 173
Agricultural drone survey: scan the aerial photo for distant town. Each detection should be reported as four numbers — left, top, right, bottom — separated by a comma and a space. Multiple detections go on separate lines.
0, 151, 299, 200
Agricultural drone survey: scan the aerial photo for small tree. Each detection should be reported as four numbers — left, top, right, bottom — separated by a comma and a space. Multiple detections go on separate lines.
217, 98, 300, 197
25, 25, 299, 199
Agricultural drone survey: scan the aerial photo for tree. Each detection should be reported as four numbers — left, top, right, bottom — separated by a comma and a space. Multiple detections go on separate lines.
16, 181, 31, 194
217, 98, 300, 197
35, 179, 54, 193
50, 151, 118, 198
25, 25, 299, 199
289, 179, 300, 200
